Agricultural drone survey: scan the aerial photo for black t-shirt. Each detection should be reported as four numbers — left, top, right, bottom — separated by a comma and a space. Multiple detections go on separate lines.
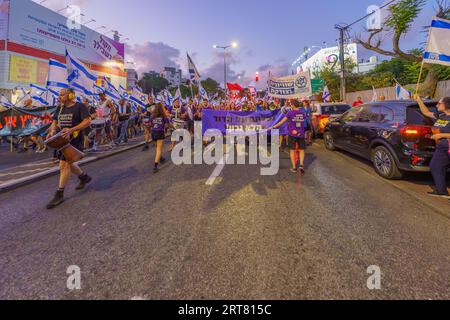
433, 112, 450, 150
53, 102, 90, 144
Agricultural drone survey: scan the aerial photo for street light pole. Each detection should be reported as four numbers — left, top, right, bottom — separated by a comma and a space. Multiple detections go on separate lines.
214, 42, 238, 97
224, 48, 227, 94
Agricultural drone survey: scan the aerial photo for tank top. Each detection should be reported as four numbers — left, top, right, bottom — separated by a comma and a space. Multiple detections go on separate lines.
97, 100, 111, 121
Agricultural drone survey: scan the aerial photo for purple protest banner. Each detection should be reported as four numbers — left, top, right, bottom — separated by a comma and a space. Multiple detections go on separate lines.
202, 110, 288, 135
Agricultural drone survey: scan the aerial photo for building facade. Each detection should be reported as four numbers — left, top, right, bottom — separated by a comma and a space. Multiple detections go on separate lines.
162, 67, 182, 86
126, 69, 138, 89
0, 0, 127, 100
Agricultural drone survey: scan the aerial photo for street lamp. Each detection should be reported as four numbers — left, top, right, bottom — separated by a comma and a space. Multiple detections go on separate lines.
213, 42, 238, 94
57, 5, 69, 13
84, 19, 96, 26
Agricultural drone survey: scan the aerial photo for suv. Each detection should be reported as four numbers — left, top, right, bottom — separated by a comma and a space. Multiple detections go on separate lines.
323, 100, 438, 180
311, 103, 351, 137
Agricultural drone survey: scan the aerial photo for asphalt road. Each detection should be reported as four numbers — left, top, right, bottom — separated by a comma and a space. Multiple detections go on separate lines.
0, 141, 449, 300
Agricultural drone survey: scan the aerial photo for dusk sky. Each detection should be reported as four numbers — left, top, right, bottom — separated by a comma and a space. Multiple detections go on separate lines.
35, 0, 436, 87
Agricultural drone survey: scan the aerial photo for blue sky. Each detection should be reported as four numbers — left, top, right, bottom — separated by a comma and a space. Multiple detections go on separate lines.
37, 0, 437, 87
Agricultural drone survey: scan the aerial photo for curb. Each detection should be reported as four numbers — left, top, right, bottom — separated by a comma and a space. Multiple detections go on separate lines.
325, 143, 450, 220
0, 142, 146, 194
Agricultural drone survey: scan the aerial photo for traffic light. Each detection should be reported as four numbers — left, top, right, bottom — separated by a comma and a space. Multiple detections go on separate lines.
255, 72, 260, 82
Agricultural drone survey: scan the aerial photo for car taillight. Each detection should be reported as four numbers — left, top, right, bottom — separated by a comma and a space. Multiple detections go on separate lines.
400, 125, 432, 138
318, 115, 330, 128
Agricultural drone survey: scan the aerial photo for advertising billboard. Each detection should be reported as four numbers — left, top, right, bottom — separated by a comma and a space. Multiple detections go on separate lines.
9, 55, 48, 85
0, 0, 9, 40
301, 44, 358, 77
7, 0, 124, 65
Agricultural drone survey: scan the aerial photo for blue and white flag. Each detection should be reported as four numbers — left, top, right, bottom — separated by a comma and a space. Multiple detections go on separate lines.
323, 85, 331, 102
46, 59, 68, 93
187, 52, 201, 82
371, 86, 378, 102
66, 50, 97, 96
198, 83, 209, 101
101, 76, 121, 97
119, 85, 130, 100
130, 87, 148, 108
424, 17, 450, 66
173, 87, 182, 103
395, 83, 411, 100
0, 94, 13, 108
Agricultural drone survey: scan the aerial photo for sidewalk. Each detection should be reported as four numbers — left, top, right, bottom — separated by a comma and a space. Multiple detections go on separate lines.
0, 136, 146, 193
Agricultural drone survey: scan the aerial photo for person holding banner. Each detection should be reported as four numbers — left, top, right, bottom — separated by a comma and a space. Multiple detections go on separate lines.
415, 95, 450, 199
271, 100, 308, 174
150, 102, 172, 173
46, 88, 92, 210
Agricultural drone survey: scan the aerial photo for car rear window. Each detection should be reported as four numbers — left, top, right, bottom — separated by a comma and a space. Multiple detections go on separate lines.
322, 104, 351, 115
406, 104, 438, 126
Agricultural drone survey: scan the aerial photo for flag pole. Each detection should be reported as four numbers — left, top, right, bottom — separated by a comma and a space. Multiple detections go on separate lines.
415, 60, 425, 96
10, 105, 13, 153
189, 81, 194, 99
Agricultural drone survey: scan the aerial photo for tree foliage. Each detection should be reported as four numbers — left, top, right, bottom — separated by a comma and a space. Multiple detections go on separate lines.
138, 73, 169, 94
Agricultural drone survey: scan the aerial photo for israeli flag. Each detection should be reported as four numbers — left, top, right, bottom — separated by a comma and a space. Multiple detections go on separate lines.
198, 83, 209, 101
323, 85, 331, 102
395, 83, 412, 100
424, 17, 450, 66
66, 50, 97, 96
173, 87, 182, 103
119, 85, 130, 100
130, 87, 148, 109
1, 94, 13, 109
102, 76, 121, 97
371, 87, 378, 102
187, 52, 201, 82
46, 59, 69, 93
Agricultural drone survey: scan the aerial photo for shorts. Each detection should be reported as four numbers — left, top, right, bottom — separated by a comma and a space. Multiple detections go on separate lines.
56, 138, 84, 162
152, 131, 165, 141
288, 136, 306, 150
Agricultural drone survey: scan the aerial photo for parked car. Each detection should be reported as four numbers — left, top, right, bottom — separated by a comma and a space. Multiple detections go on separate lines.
323, 100, 438, 180
311, 103, 351, 137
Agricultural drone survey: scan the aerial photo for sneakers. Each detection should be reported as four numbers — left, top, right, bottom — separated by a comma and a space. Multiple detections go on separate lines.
75, 174, 92, 191
427, 191, 450, 199
46, 190, 65, 209
299, 166, 305, 174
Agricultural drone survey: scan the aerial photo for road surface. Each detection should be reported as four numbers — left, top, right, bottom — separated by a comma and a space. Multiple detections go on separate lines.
0, 141, 449, 299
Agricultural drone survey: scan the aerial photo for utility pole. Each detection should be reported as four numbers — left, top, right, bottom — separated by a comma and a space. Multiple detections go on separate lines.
335, 24, 347, 102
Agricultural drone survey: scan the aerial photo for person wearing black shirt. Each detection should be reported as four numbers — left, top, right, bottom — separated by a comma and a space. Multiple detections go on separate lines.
416, 95, 450, 199
46, 88, 92, 209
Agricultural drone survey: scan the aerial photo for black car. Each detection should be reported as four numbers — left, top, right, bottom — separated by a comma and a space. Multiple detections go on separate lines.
323, 100, 438, 180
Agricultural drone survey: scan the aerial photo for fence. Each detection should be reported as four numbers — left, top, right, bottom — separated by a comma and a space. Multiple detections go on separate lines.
345, 80, 450, 103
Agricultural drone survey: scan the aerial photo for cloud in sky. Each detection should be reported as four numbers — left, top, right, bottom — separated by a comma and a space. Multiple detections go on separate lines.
126, 41, 181, 75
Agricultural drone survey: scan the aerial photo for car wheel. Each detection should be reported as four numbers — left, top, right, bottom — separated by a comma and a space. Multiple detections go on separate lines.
323, 132, 336, 151
371, 146, 403, 180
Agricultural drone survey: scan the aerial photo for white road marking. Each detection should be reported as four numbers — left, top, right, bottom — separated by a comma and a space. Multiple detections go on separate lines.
206, 153, 230, 186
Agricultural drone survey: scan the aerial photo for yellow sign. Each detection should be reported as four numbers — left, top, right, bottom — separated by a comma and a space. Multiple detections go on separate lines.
9, 55, 48, 85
